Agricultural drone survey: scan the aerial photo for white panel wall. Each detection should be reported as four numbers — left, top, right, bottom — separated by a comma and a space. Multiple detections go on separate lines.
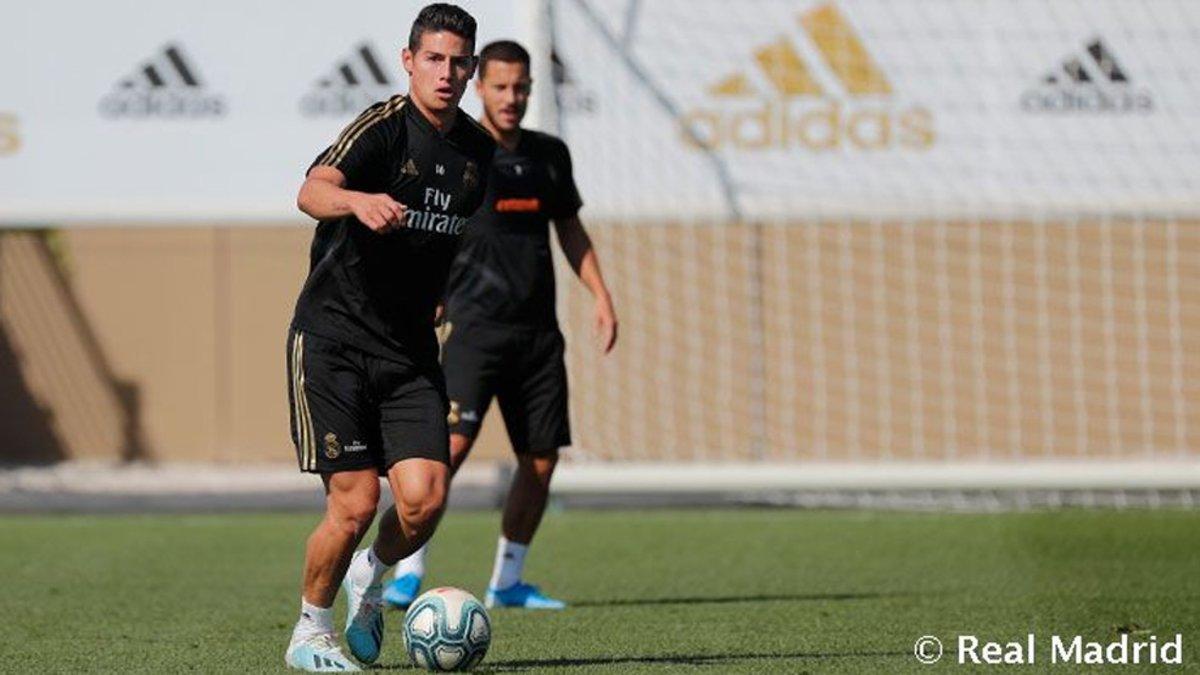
0, 1, 522, 224
553, 0, 1200, 220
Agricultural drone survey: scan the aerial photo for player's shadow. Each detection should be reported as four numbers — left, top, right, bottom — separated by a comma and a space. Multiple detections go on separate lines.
477, 648, 910, 671
376, 648, 909, 672
570, 590, 900, 608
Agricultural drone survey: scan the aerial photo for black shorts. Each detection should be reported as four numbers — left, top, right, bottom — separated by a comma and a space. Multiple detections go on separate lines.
442, 321, 570, 454
287, 328, 450, 474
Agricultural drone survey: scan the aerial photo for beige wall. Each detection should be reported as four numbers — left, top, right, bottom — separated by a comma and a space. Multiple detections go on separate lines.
0, 228, 512, 464
559, 219, 1200, 462
2, 220, 1197, 465
0, 233, 126, 462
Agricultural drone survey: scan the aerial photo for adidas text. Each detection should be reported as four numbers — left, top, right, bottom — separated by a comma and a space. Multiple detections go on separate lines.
100, 91, 225, 118
1020, 87, 1153, 114
681, 101, 934, 151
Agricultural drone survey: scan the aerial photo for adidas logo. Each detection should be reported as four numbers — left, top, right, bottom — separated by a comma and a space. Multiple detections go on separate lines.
681, 2, 933, 152
99, 43, 225, 119
1020, 38, 1153, 114
301, 43, 396, 117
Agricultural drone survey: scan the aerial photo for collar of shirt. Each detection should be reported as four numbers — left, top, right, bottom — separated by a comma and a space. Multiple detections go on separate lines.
404, 96, 470, 142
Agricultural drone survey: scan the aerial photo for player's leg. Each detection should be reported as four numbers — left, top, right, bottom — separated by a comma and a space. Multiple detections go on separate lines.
374, 457, 450, 561
288, 469, 377, 672
338, 457, 446, 665
285, 329, 377, 671
303, 471, 381, 608
499, 450, 558, 544
383, 326, 502, 608
379, 432, 478, 607
486, 329, 571, 609
449, 430, 479, 472
342, 361, 452, 661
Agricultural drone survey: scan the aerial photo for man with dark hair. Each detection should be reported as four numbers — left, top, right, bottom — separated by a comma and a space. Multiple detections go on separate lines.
408, 2, 476, 52
284, 4, 493, 671
383, 39, 617, 611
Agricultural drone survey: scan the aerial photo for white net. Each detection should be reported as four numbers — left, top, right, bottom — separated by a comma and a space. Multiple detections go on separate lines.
547, 0, 1200, 473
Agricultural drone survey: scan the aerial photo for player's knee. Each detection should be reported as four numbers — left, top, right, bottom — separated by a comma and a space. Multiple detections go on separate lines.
329, 494, 378, 537
324, 474, 380, 535
399, 480, 447, 529
399, 497, 444, 533
518, 451, 559, 489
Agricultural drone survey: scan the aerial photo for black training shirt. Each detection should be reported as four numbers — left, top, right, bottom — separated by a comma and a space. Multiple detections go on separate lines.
444, 129, 582, 329
291, 95, 495, 363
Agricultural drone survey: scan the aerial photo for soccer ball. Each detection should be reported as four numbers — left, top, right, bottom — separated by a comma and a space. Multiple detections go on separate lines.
403, 587, 492, 671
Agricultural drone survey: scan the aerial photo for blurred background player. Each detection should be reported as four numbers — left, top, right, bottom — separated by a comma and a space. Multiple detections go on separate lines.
382, 39, 618, 611
284, 4, 493, 671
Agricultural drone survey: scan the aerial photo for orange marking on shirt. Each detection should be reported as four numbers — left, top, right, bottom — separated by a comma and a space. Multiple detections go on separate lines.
495, 197, 541, 213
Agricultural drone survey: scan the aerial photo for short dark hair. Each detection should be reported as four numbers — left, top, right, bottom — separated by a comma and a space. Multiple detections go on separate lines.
478, 40, 531, 78
408, 3, 478, 53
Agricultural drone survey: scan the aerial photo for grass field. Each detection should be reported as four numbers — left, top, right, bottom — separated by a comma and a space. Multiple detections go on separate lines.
2, 508, 1199, 673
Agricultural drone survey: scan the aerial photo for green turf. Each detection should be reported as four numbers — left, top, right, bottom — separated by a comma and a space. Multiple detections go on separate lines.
1, 508, 1198, 673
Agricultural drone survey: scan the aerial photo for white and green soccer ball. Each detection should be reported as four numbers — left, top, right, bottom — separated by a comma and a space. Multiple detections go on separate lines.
403, 587, 492, 671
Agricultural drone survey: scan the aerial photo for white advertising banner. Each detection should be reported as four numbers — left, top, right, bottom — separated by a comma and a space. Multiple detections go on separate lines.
0, 0, 521, 224
553, 0, 1200, 220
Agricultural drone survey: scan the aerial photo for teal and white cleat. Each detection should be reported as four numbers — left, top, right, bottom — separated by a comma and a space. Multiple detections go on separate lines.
285, 633, 361, 672
383, 572, 422, 609
342, 553, 384, 664
485, 582, 567, 610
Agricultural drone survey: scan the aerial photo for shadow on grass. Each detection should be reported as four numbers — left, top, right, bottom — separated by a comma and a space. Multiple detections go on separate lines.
376, 649, 909, 671
571, 591, 905, 608
372, 593, 921, 670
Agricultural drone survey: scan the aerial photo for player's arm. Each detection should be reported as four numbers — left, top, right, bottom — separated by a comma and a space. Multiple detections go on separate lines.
297, 166, 406, 233
297, 107, 406, 233
554, 215, 617, 354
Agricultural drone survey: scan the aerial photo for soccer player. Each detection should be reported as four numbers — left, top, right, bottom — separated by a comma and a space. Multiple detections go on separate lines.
284, 4, 494, 671
382, 40, 617, 611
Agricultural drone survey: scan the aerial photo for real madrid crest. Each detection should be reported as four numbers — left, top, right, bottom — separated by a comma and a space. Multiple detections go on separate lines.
463, 161, 479, 191
324, 432, 341, 459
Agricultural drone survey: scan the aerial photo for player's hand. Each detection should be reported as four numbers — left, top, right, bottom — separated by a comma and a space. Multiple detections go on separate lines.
593, 294, 618, 354
350, 193, 406, 233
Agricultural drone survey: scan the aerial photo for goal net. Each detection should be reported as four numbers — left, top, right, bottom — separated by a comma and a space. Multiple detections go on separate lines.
542, 0, 1200, 491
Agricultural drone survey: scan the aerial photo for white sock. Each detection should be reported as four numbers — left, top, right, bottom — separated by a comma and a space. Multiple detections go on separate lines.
394, 542, 428, 580
293, 598, 334, 641
347, 546, 390, 588
488, 536, 528, 590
